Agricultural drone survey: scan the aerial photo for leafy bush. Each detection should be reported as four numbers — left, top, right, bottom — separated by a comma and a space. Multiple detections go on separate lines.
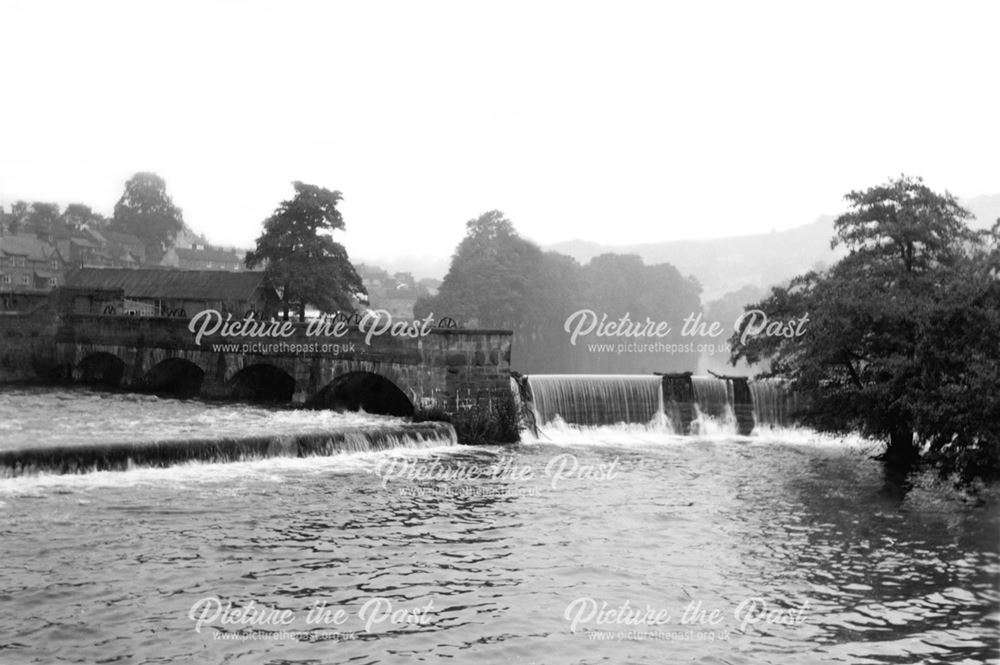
414, 389, 520, 445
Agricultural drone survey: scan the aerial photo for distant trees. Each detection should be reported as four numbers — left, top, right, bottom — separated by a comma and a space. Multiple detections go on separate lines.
111, 172, 184, 263
1, 201, 61, 237
62, 203, 106, 229
245, 182, 366, 320
584, 254, 701, 324
414, 210, 550, 328
731, 176, 1000, 481
704, 285, 767, 329
415, 210, 702, 373
22, 202, 61, 237
1, 174, 179, 259
2, 201, 107, 236
3, 202, 29, 234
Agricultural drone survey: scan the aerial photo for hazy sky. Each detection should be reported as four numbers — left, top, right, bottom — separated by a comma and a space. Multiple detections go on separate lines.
2, 0, 998, 272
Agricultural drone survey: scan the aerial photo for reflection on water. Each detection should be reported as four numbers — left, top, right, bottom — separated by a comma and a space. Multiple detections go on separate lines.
0, 390, 997, 664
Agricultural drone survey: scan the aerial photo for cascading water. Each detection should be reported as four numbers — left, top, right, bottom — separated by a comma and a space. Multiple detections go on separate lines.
691, 377, 730, 417
0, 388, 457, 478
749, 378, 791, 428
522, 374, 778, 438
0, 423, 457, 478
690, 376, 738, 434
527, 375, 667, 428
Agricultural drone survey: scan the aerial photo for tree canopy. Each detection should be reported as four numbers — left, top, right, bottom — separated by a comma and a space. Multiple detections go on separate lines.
415, 210, 702, 373
731, 175, 1000, 481
111, 172, 184, 263
62, 203, 107, 229
415, 210, 550, 328
245, 182, 365, 319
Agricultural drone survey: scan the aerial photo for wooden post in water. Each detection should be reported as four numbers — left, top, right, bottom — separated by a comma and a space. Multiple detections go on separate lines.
709, 371, 755, 435
659, 372, 694, 434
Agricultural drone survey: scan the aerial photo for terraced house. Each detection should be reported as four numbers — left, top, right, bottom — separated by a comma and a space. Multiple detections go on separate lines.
0, 234, 66, 310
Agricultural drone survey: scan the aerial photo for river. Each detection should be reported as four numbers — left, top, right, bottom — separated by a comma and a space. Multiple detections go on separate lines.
0, 388, 997, 664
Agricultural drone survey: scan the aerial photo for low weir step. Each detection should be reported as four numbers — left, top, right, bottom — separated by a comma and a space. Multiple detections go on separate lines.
0, 422, 457, 477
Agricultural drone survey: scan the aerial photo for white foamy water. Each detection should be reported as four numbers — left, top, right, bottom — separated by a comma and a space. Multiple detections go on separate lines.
0, 442, 466, 496
0, 387, 407, 449
0, 387, 458, 479
523, 410, 881, 454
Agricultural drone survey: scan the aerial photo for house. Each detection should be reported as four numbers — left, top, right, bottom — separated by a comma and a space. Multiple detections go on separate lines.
0, 234, 66, 310
54, 229, 113, 268
161, 245, 246, 271
0, 235, 66, 311
97, 230, 147, 266
355, 263, 434, 319
63, 267, 279, 318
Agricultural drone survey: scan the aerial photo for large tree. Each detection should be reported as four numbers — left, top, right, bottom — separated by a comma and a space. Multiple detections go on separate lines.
24, 202, 61, 238
415, 210, 702, 373
6, 201, 30, 233
415, 210, 550, 328
111, 172, 184, 263
731, 176, 999, 481
245, 182, 365, 320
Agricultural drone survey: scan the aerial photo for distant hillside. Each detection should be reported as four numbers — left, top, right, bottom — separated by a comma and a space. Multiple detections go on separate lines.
548, 216, 839, 300
547, 195, 999, 301
354, 254, 451, 282
349, 195, 999, 288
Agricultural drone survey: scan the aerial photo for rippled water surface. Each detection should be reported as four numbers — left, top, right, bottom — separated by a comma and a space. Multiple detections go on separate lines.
0, 390, 997, 664
0, 388, 402, 449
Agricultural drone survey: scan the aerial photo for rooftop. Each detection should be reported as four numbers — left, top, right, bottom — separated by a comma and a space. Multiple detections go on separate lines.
102, 230, 145, 248
176, 247, 244, 263
0, 235, 57, 261
64, 267, 272, 301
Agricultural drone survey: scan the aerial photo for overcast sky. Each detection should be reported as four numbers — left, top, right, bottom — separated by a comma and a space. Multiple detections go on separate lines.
2, 0, 998, 272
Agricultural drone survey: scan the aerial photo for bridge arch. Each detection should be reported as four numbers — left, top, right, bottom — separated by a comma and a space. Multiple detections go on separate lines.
310, 371, 415, 417
142, 357, 205, 397
229, 363, 296, 403
77, 352, 125, 387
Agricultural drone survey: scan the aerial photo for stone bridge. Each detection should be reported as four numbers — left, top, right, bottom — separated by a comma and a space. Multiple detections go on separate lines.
54, 314, 513, 416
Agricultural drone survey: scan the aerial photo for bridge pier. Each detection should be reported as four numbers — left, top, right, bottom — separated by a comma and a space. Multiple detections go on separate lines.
199, 361, 231, 400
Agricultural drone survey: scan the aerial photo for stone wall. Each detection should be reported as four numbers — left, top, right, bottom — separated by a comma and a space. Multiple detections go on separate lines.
0, 305, 61, 383
51, 314, 513, 413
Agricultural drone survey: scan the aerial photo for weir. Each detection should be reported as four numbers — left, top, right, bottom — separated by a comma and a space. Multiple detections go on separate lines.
528, 374, 665, 427
0, 422, 456, 478
749, 378, 793, 428
523, 374, 793, 435
692, 376, 730, 418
